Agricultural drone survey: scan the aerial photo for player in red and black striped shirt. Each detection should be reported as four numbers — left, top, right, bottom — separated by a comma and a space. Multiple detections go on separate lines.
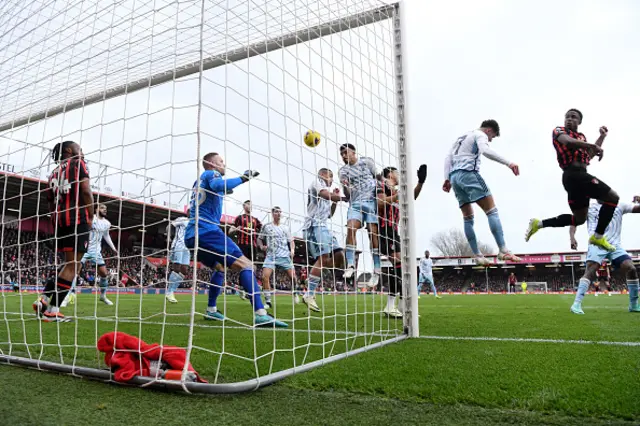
229, 200, 264, 261
376, 164, 426, 318
525, 109, 619, 252
34, 141, 94, 322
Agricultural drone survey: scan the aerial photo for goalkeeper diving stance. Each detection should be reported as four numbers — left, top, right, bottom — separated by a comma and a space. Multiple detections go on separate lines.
184, 153, 288, 327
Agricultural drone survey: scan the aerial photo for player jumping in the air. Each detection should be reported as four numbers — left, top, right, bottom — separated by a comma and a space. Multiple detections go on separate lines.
35, 141, 94, 322
165, 216, 189, 304
443, 120, 521, 266
418, 250, 440, 299
568, 197, 640, 314
184, 153, 287, 327
260, 207, 296, 309
594, 261, 612, 297
339, 143, 380, 287
62, 203, 118, 307
526, 109, 619, 252
377, 164, 426, 318
302, 168, 347, 312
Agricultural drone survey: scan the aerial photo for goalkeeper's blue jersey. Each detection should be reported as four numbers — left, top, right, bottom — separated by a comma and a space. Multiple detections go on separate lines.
185, 170, 225, 239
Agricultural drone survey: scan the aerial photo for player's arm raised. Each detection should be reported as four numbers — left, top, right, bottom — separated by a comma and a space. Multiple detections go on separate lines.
318, 188, 347, 203
555, 129, 603, 158
206, 169, 259, 193
415, 164, 427, 199
477, 135, 519, 176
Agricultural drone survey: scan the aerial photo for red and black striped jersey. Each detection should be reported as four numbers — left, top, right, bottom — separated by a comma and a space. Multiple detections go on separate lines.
234, 214, 262, 246
376, 180, 399, 230
596, 264, 610, 278
553, 127, 589, 169
47, 158, 91, 227
508, 275, 517, 285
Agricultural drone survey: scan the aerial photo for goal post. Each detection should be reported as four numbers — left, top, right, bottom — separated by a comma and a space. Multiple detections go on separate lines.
522, 282, 548, 294
0, 0, 416, 393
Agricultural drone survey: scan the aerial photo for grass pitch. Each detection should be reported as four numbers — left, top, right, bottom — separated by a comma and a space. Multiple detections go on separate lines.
1, 292, 638, 425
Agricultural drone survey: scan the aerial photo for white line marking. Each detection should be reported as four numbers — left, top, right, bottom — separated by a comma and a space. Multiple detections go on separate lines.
418, 335, 640, 347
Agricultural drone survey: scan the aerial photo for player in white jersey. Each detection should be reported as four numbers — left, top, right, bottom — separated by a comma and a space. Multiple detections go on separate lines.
569, 197, 640, 314
259, 207, 296, 309
64, 204, 117, 307
338, 143, 381, 287
443, 120, 521, 266
166, 216, 190, 303
418, 250, 441, 299
302, 168, 347, 312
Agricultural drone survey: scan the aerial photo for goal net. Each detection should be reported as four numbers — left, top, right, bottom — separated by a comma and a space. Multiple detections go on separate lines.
0, 0, 417, 392
522, 282, 548, 293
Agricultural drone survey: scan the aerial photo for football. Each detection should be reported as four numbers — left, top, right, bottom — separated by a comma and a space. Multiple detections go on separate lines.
304, 130, 321, 147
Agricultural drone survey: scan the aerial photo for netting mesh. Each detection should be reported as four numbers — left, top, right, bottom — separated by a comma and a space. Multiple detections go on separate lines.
0, 0, 411, 390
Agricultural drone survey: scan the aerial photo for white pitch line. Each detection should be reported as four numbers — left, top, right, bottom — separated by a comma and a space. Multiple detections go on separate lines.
418, 335, 640, 347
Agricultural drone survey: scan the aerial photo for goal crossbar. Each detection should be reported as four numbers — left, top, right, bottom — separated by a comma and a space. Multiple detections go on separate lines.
0, 3, 396, 134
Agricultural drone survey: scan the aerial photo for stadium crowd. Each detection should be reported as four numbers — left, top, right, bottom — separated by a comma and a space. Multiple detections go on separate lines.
3, 228, 627, 293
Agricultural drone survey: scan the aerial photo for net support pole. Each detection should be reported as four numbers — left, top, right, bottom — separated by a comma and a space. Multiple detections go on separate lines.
0, 3, 396, 133
393, 2, 418, 338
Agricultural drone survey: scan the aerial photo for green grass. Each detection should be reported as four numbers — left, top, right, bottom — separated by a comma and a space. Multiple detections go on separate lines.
1, 292, 638, 425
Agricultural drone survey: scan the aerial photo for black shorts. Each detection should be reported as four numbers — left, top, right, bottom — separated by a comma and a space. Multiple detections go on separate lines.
562, 166, 612, 211
56, 224, 90, 253
379, 227, 401, 257
238, 243, 259, 261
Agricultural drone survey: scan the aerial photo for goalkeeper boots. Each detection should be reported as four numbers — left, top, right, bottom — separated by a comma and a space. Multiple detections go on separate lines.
589, 235, 615, 252
570, 303, 585, 315
255, 314, 288, 328
204, 311, 225, 321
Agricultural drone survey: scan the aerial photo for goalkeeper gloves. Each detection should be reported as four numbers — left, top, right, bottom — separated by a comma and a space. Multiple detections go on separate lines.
240, 170, 260, 182
417, 164, 427, 184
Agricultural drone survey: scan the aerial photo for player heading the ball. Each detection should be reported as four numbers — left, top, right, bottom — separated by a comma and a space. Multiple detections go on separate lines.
184, 153, 287, 328
443, 120, 521, 266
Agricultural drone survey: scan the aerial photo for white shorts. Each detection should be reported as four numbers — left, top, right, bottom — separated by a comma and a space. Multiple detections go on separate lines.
263, 256, 294, 271
586, 244, 630, 270
419, 274, 433, 285
81, 251, 105, 266
170, 247, 191, 266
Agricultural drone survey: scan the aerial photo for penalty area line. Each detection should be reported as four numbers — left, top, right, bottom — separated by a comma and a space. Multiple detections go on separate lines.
418, 335, 640, 347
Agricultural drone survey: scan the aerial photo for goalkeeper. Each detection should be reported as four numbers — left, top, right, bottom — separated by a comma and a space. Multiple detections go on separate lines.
184, 153, 287, 328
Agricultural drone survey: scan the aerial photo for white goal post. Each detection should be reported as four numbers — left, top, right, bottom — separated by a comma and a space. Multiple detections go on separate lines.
0, 0, 417, 393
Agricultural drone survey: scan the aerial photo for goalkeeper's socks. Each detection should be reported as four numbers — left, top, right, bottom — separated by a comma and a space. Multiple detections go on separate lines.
208, 271, 224, 308
239, 268, 265, 311
627, 279, 639, 308
308, 275, 321, 297
574, 278, 590, 304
